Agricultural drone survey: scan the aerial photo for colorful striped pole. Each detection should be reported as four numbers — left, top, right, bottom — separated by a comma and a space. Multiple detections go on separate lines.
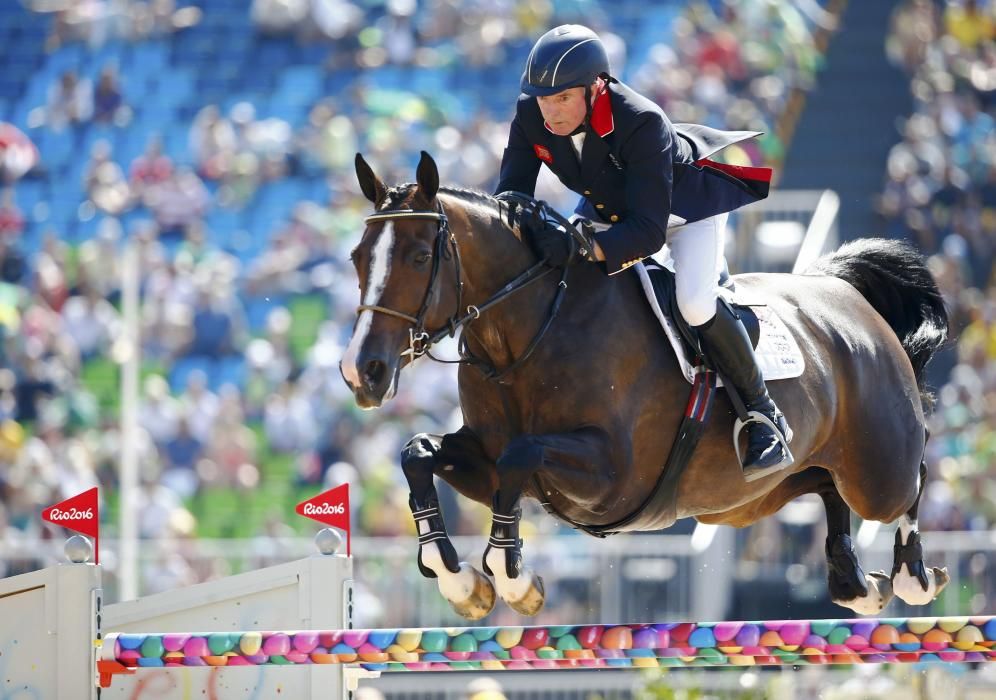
99, 616, 995, 682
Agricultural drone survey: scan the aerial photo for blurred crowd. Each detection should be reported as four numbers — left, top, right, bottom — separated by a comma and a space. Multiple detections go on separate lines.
879, 0, 996, 535
15, 0, 992, 624
0, 0, 833, 576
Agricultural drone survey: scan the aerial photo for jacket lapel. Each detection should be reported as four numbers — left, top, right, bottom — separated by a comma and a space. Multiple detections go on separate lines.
580, 86, 615, 184
548, 136, 582, 183
580, 130, 611, 184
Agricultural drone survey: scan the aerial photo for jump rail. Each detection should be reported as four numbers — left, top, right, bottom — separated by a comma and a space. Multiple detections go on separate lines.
100, 616, 996, 678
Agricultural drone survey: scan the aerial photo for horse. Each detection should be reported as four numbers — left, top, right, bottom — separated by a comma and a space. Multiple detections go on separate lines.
340, 151, 950, 621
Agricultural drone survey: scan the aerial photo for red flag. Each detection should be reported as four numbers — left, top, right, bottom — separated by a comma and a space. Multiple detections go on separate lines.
42, 487, 99, 564
296, 484, 350, 556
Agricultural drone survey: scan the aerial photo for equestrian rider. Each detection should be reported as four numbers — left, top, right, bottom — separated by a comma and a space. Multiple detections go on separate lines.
494, 24, 793, 481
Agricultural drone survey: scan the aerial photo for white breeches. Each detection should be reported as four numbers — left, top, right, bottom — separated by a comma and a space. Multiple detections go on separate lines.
575, 211, 729, 327
660, 212, 728, 327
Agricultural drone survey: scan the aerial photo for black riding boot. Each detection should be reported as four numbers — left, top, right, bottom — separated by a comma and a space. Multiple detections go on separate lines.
694, 300, 794, 481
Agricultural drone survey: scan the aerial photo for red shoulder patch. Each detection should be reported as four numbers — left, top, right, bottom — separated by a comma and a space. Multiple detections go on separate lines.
533, 144, 553, 163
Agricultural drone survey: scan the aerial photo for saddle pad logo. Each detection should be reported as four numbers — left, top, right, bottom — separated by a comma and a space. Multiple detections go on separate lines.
533, 144, 553, 163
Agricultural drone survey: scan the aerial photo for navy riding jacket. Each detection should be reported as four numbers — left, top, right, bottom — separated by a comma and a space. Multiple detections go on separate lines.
494, 80, 772, 275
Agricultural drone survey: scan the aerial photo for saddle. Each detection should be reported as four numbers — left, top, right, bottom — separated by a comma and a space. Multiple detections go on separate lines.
641, 261, 761, 360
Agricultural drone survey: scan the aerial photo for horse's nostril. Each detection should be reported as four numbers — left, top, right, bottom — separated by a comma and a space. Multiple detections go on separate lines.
362, 359, 387, 390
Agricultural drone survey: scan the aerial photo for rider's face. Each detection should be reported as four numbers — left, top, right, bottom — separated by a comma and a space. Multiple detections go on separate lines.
537, 86, 588, 136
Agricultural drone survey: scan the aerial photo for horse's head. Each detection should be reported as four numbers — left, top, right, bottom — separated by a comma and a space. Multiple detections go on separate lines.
341, 151, 459, 408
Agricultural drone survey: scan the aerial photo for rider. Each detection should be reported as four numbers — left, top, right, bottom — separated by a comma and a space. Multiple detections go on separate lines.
494, 24, 792, 481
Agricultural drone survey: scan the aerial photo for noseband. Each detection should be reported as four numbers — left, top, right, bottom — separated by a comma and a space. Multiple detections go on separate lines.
357, 200, 569, 381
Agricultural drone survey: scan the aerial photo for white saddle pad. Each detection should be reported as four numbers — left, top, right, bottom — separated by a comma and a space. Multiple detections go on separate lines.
635, 262, 806, 386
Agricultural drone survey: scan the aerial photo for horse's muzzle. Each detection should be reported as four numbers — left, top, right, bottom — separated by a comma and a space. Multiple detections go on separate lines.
341, 353, 397, 409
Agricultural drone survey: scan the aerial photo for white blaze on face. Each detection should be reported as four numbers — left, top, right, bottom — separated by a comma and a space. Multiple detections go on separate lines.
341, 222, 395, 388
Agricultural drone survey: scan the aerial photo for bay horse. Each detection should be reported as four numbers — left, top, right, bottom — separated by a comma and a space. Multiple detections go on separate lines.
341, 151, 950, 620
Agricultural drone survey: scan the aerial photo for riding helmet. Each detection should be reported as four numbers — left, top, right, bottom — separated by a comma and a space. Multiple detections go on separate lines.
520, 25, 611, 97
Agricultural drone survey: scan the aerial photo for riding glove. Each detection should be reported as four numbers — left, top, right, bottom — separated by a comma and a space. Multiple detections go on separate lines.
526, 224, 578, 267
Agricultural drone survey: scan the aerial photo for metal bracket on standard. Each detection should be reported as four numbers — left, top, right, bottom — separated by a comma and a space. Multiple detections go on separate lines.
344, 667, 381, 692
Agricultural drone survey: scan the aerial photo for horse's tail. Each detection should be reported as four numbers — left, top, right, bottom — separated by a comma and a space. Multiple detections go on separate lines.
807, 238, 948, 406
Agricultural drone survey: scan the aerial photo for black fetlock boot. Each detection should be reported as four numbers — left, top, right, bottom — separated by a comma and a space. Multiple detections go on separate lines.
695, 299, 794, 481
482, 492, 523, 579
409, 494, 460, 578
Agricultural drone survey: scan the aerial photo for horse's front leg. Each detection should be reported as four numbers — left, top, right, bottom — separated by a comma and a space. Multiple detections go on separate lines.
401, 429, 496, 620
485, 427, 615, 616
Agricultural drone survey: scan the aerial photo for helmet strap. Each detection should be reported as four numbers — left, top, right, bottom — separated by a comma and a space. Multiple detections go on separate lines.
583, 84, 594, 128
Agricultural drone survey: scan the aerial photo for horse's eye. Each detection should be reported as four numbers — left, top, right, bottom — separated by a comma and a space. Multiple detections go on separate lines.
414, 252, 432, 265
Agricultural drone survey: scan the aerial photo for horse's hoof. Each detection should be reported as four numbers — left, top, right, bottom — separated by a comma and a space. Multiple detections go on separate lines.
502, 571, 545, 617
893, 565, 949, 606
439, 562, 496, 620
933, 566, 951, 593
833, 570, 894, 615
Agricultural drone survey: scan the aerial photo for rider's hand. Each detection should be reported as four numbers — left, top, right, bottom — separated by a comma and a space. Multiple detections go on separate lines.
526, 224, 578, 267
574, 218, 604, 262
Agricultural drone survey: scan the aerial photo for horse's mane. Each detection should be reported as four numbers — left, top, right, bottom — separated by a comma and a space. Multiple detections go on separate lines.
383, 184, 499, 219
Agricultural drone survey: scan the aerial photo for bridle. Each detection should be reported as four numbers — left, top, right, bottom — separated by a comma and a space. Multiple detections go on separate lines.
356, 199, 570, 382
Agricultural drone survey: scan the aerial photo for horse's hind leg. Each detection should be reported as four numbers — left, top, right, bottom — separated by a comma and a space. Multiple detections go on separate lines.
890, 459, 950, 606
485, 427, 615, 616
401, 429, 497, 620
821, 481, 896, 615
699, 467, 896, 615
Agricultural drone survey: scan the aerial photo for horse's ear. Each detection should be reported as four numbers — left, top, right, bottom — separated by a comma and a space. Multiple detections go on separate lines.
355, 153, 386, 206
416, 151, 439, 203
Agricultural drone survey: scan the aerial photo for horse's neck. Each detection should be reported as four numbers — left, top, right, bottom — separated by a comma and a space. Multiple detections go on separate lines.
443, 194, 526, 301
445, 196, 545, 367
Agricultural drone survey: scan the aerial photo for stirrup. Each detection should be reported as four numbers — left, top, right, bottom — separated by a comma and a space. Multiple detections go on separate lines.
733, 410, 795, 473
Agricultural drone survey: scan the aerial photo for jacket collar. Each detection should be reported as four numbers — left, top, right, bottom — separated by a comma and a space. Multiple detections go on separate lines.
588, 86, 614, 137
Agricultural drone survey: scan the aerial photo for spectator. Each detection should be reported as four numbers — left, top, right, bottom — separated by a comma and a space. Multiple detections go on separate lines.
130, 135, 174, 198
129, 0, 202, 40
161, 415, 203, 498
0, 123, 40, 184
145, 167, 210, 236
138, 375, 180, 447
45, 71, 93, 131
190, 105, 236, 180
92, 65, 129, 126
944, 0, 995, 51
177, 370, 218, 445
0, 239, 25, 284
75, 219, 122, 300
83, 140, 133, 216
128, 134, 173, 206
185, 285, 245, 358
12, 357, 56, 424
251, 0, 308, 36
0, 188, 25, 239
32, 245, 70, 312
263, 380, 318, 453
204, 400, 258, 488
135, 475, 188, 539
60, 285, 120, 361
